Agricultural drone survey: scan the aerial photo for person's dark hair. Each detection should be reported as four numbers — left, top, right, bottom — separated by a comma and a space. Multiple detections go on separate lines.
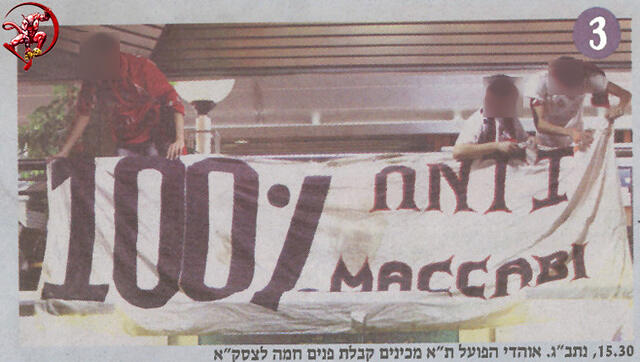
549, 56, 605, 88
486, 74, 519, 98
549, 56, 607, 105
549, 56, 585, 88
79, 32, 120, 56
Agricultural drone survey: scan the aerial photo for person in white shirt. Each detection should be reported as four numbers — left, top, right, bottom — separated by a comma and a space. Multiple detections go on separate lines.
453, 74, 530, 160
527, 56, 631, 149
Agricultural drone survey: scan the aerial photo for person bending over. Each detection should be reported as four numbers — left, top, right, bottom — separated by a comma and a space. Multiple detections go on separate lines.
453, 74, 531, 160
51, 32, 186, 160
527, 56, 631, 150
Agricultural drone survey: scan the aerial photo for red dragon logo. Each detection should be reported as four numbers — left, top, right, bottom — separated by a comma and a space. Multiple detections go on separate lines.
3, 2, 59, 71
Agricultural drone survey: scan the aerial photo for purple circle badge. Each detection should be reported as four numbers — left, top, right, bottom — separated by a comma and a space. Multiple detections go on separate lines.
573, 7, 621, 59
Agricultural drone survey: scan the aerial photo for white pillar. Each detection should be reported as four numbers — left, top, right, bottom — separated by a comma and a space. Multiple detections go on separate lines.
195, 114, 212, 154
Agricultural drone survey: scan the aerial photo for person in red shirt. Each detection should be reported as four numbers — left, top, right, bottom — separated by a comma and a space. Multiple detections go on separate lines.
51, 33, 185, 160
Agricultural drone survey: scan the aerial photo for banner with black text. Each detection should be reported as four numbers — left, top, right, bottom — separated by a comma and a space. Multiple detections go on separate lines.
38, 124, 632, 335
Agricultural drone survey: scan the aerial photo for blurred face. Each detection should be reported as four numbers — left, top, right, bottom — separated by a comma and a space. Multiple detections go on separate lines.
79, 43, 120, 81
547, 74, 585, 97
483, 77, 520, 118
548, 59, 586, 96
484, 92, 518, 118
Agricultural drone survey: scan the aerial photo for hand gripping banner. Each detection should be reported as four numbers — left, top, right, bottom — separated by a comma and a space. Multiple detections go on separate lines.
38, 123, 632, 335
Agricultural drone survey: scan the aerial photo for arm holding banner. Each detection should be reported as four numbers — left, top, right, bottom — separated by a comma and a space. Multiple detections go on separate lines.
47, 114, 91, 161
452, 141, 519, 160
165, 112, 185, 160
531, 103, 592, 150
605, 81, 631, 122
452, 108, 526, 160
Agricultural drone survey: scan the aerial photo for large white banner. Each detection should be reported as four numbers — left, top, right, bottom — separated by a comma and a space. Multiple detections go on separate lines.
38, 124, 632, 335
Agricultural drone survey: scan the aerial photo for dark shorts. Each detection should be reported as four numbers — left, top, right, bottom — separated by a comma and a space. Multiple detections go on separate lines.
116, 141, 159, 157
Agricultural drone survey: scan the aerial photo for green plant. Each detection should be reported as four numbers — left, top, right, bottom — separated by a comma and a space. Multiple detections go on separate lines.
19, 169, 45, 180
18, 84, 79, 159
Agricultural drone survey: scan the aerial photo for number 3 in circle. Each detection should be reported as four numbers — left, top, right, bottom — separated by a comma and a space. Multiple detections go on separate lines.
573, 7, 620, 59
589, 16, 607, 51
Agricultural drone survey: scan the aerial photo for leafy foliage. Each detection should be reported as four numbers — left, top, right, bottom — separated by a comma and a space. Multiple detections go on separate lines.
18, 84, 79, 158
